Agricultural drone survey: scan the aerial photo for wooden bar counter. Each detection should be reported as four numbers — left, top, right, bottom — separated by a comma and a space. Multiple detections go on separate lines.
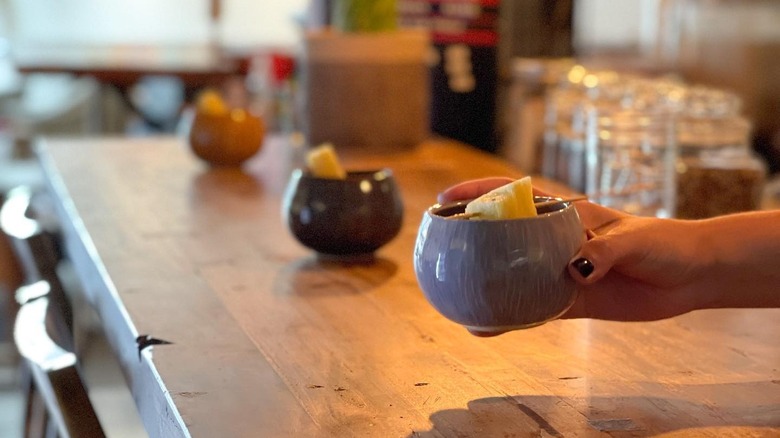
35, 135, 779, 437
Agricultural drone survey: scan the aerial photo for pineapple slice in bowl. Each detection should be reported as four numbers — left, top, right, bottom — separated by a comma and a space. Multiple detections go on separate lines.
464, 176, 537, 220
305, 143, 347, 179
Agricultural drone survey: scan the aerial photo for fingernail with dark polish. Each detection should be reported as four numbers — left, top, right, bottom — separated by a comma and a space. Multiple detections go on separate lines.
571, 258, 594, 278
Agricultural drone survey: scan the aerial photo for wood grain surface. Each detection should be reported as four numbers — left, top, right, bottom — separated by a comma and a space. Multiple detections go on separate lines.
36, 135, 779, 437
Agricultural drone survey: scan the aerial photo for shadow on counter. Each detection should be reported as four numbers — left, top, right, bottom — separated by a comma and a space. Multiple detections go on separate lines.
409, 384, 780, 437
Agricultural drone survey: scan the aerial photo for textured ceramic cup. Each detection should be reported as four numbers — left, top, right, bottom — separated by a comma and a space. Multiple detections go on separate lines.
283, 168, 404, 258
414, 197, 585, 332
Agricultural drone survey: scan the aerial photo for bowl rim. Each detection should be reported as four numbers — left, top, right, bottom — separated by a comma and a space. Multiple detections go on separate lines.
193, 108, 264, 121
295, 167, 395, 181
427, 196, 577, 221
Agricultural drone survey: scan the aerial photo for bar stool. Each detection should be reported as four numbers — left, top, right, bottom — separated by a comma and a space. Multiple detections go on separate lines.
1, 185, 105, 438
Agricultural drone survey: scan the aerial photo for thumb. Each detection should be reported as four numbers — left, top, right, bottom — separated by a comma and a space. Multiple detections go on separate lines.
568, 232, 631, 285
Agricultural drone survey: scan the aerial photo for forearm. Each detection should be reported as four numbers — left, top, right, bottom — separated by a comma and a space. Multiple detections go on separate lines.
696, 210, 780, 309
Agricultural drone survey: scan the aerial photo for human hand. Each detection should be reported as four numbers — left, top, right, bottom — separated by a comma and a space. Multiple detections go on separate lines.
563, 203, 712, 322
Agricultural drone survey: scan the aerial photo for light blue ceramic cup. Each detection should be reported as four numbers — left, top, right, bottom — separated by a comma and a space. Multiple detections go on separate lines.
414, 197, 585, 333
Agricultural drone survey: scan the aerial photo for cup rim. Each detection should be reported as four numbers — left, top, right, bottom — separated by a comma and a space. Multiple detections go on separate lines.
427, 196, 575, 221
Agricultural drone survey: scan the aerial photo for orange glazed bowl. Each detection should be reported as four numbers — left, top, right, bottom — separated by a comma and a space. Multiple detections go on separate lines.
188, 109, 265, 167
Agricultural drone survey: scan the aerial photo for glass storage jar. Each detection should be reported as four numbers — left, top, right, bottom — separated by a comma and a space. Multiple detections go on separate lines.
675, 88, 767, 218
501, 57, 575, 175
585, 104, 678, 218
541, 69, 586, 182
542, 67, 623, 190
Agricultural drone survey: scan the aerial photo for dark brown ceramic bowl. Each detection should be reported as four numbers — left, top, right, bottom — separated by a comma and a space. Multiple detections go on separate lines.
282, 168, 403, 258
413, 197, 585, 332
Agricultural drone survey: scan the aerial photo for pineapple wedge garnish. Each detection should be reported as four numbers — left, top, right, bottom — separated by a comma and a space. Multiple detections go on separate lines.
464, 192, 514, 218
306, 143, 347, 179
465, 176, 537, 220
490, 176, 537, 218
196, 88, 229, 116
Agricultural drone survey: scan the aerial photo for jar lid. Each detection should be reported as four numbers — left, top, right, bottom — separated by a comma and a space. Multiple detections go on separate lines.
678, 114, 752, 147
683, 85, 743, 118
681, 149, 768, 173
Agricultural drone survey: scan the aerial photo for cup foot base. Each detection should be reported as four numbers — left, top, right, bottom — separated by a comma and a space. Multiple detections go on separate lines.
316, 252, 375, 264
464, 320, 549, 334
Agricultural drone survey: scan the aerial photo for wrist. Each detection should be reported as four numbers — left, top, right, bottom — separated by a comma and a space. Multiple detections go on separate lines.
679, 219, 724, 310
694, 211, 780, 309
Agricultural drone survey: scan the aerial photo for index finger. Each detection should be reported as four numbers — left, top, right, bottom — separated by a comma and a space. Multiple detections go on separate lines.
437, 177, 562, 204
437, 177, 513, 204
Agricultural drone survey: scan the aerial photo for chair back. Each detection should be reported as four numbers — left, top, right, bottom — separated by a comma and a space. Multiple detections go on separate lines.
1, 185, 106, 438
15, 281, 105, 438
